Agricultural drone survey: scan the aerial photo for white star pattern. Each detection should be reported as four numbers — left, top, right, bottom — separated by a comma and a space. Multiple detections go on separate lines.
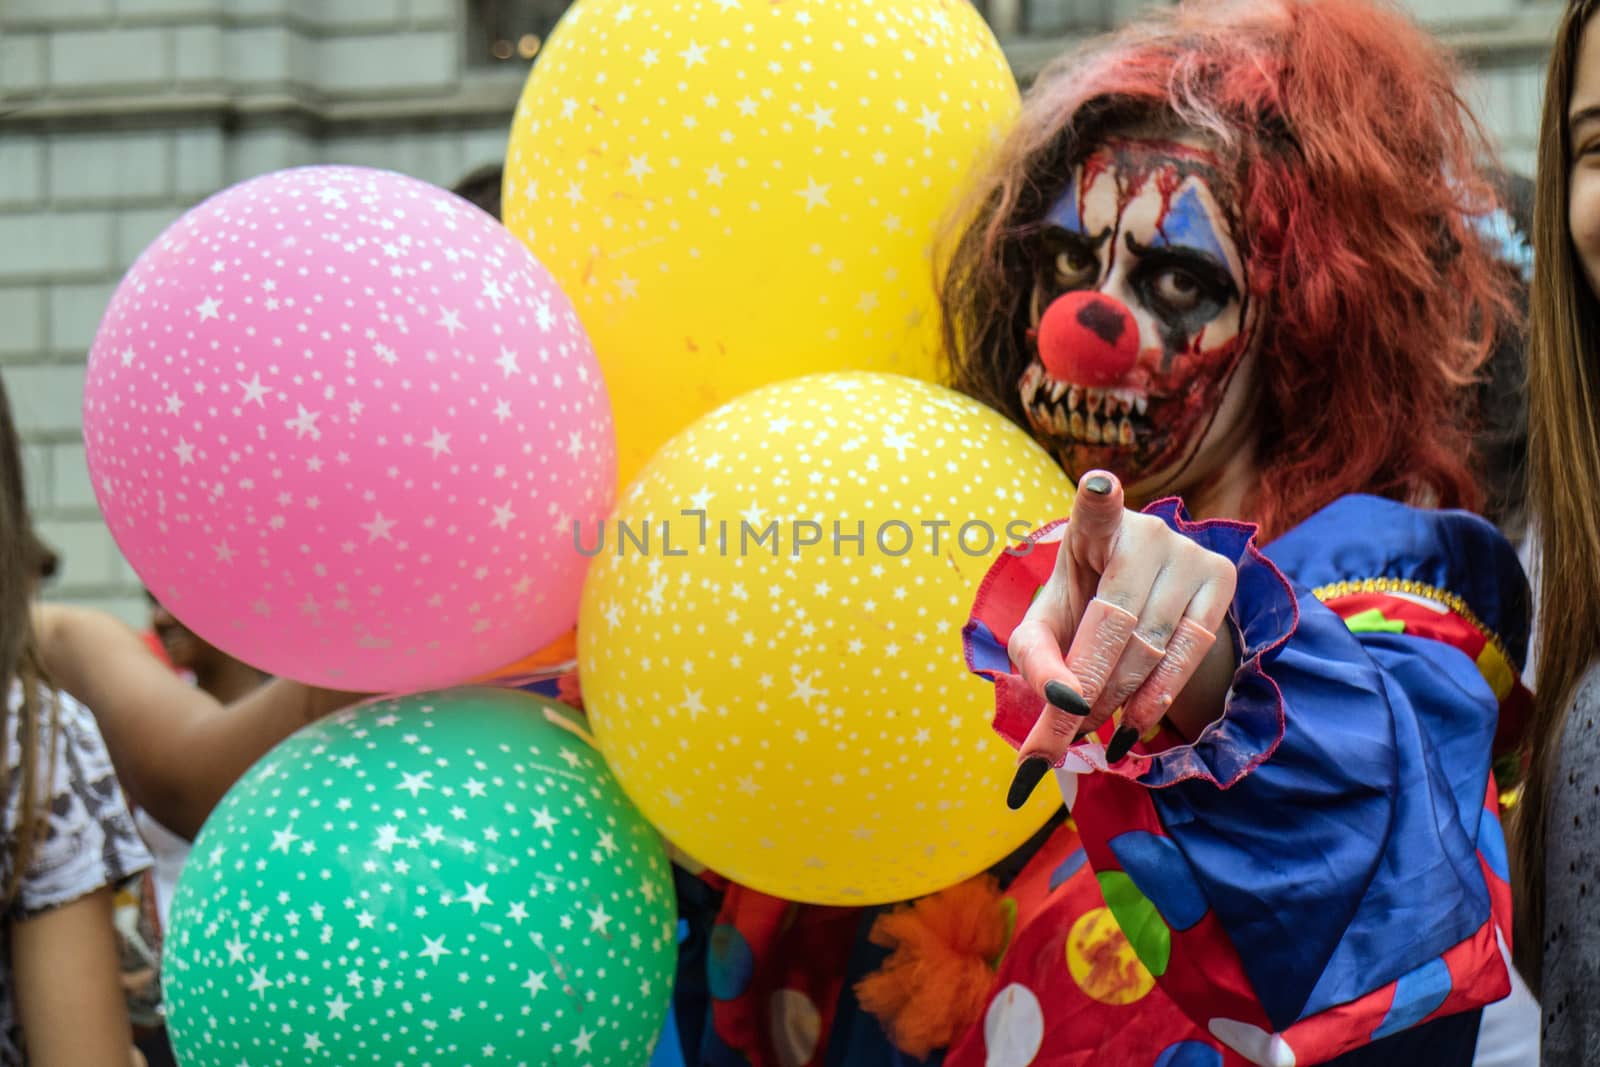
795, 177, 831, 211
575, 373, 1074, 903
360, 513, 396, 543
80, 166, 616, 693
237, 373, 270, 406
161, 693, 675, 1065
502, 0, 1015, 483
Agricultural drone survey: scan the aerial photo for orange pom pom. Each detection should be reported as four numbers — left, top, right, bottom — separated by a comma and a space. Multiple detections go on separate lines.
854, 874, 1011, 1058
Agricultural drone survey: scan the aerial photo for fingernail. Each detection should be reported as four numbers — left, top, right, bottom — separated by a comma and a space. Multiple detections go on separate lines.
1008, 756, 1052, 810
1106, 724, 1140, 763
1083, 475, 1112, 495
1043, 679, 1091, 717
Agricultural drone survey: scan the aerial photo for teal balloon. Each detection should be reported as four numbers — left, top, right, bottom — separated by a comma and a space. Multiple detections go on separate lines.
163, 687, 678, 1066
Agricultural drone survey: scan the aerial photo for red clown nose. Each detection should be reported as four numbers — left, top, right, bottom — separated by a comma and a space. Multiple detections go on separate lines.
1035, 291, 1139, 387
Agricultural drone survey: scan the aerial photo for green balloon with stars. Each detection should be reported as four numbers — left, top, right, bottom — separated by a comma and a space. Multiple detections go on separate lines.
162, 687, 679, 1066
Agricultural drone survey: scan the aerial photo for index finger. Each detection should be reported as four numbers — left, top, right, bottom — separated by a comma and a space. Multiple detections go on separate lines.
1068, 470, 1125, 577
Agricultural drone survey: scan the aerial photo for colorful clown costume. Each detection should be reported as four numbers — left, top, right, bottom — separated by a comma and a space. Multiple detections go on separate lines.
958, 493, 1527, 1066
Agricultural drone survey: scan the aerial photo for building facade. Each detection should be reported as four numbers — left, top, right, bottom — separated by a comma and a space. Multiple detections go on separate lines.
0, 0, 1565, 623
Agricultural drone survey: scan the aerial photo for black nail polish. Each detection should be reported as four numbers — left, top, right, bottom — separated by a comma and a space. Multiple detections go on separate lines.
1083, 475, 1112, 495
1044, 679, 1091, 717
1008, 756, 1052, 810
1106, 724, 1140, 763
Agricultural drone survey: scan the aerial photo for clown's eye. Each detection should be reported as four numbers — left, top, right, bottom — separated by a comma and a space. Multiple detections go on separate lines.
1150, 267, 1204, 312
1052, 245, 1098, 288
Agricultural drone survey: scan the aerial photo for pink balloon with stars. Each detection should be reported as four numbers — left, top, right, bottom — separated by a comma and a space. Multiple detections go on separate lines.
84, 165, 616, 692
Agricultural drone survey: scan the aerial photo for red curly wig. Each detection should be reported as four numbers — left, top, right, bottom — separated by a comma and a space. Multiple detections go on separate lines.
941, 0, 1511, 539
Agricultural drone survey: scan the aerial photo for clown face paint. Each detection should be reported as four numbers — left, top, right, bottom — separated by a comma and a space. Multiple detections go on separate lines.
1020, 138, 1255, 491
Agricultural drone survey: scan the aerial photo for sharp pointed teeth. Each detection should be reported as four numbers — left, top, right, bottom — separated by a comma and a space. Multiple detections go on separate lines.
1086, 388, 1103, 414
1050, 379, 1066, 404
1135, 394, 1148, 416
1067, 386, 1081, 412
1070, 411, 1085, 440
1120, 417, 1133, 446
1087, 414, 1102, 444
1053, 403, 1069, 436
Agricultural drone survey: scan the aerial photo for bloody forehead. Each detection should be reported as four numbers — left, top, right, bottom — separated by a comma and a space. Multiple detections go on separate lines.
1044, 138, 1241, 245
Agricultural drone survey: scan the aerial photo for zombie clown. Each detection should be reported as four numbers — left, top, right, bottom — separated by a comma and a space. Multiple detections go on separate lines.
653, 2, 1534, 1066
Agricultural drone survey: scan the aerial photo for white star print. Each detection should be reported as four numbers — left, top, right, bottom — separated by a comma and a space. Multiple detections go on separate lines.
522, 970, 548, 997
915, 105, 943, 136
172, 438, 196, 466
883, 428, 914, 459
238, 373, 270, 406
679, 40, 708, 67
269, 824, 300, 853
587, 903, 612, 934
195, 296, 222, 321
491, 502, 516, 531
459, 882, 492, 913
361, 513, 396, 542
680, 688, 706, 720
248, 967, 272, 995
397, 771, 434, 797
796, 177, 831, 211
495, 346, 521, 378
436, 307, 463, 336
284, 405, 322, 440
326, 994, 350, 1021
572, 1026, 596, 1055
805, 103, 835, 131
531, 807, 558, 832
424, 429, 451, 457
419, 934, 451, 963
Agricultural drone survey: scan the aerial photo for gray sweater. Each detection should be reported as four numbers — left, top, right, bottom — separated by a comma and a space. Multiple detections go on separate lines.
1542, 662, 1600, 1065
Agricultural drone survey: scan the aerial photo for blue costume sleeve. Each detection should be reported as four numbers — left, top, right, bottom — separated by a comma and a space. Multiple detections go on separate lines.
965, 495, 1529, 1059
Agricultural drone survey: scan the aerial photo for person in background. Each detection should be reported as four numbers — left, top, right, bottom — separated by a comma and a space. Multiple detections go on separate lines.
146, 591, 269, 706
115, 593, 273, 1067
0, 371, 151, 1067
1513, 0, 1600, 1062
451, 162, 503, 221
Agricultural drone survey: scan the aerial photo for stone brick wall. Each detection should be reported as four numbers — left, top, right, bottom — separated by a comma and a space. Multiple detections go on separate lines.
0, 0, 1563, 626
1, 0, 522, 623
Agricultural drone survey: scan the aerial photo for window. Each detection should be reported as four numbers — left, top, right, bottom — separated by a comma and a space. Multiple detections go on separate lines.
466, 0, 573, 67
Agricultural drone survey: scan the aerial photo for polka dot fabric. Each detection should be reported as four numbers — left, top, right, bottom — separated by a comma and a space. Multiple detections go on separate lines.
503, 0, 1019, 489
85, 166, 616, 691
162, 688, 677, 1066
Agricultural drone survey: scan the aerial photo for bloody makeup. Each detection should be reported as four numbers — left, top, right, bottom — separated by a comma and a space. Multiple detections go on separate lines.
1019, 138, 1253, 483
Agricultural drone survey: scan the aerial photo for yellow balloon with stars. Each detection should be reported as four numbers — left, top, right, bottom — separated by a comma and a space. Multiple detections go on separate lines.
577, 373, 1070, 905
503, 0, 1019, 492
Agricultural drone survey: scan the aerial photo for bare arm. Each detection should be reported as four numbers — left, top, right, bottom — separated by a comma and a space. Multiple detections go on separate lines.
32, 604, 364, 839
11, 888, 138, 1067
